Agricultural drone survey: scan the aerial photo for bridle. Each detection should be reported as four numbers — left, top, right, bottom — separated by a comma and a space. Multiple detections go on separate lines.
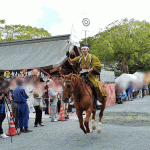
63, 80, 72, 98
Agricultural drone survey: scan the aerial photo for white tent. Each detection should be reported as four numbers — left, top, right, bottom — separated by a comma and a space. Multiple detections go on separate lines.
133, 72, 146, 83
115, 73, 138, 93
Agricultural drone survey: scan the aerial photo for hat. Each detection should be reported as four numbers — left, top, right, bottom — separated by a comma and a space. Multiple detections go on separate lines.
81, 43, 89, 50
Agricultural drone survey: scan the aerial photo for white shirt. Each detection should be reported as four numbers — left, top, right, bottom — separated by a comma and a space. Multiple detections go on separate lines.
80, 54, 89, 73
83, 54, 88, 61
49, 87, 58, 100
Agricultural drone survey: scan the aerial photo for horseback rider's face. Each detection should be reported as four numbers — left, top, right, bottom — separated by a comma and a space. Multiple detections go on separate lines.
81, 48, 89, 56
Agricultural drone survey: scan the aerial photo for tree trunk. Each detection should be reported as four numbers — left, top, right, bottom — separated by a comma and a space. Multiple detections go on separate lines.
122, 55, 129, 73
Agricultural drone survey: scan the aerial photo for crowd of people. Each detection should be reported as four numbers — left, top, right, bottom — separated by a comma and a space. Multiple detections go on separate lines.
0, 69, 74, 139
115, 81, 150, 104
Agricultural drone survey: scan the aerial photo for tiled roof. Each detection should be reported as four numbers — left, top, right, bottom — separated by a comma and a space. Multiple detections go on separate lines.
0, 34, 75, 70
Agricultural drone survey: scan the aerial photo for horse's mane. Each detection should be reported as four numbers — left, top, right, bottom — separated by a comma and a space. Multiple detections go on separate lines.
72, 74, 92, 97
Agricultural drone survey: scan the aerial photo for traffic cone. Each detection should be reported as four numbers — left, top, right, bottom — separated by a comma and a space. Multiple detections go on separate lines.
7, 112, 18, 136
58, 104, 66, 121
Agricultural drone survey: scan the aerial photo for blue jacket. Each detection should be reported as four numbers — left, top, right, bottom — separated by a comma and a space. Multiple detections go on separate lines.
127, 85, 133, 93
13, 86, 29, 104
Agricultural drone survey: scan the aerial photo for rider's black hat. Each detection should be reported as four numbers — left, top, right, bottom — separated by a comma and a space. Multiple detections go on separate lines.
81, 43, 89, 50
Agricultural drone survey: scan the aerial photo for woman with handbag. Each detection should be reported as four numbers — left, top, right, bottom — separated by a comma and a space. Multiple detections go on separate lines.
33, 82, 44, 127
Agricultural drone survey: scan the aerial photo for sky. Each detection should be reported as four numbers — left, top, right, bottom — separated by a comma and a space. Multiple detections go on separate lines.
1, 0, 150, 42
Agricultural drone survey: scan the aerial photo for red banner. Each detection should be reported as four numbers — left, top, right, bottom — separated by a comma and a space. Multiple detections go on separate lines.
105, 83, 116, 107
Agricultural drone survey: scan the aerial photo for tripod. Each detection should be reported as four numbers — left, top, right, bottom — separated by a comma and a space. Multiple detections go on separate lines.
4, 95, 19, 143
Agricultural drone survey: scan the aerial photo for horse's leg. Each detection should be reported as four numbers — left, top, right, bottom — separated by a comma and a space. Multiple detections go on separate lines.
76, 109, 87, 134
97, 97, 106, 133
91, 101, 96, 130
84, 108, 93, 133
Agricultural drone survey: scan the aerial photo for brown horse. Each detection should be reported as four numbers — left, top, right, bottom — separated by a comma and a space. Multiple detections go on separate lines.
61, 73, 107, 134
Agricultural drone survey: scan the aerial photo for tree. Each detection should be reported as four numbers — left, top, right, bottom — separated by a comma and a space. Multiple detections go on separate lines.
87, 18, 150, 74
0, 19, 51, 42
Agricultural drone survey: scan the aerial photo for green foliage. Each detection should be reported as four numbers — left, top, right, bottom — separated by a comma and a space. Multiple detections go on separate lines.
0, 19, 5, 24
0, 19, 51, 42
81, 18, 150, 74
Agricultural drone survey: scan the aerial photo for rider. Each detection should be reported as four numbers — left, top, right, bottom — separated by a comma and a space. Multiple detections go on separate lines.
66, 43, 106, 104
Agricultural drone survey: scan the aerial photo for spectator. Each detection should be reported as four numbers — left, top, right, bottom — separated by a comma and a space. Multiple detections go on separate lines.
61, 89, 69, 119
55, 83, 62, 117
148, 84, 150, 95
67, 97, 74, 115
144, 84, 148, 96
46, 80, 51, 118
0, 82, 9, 138
33, 82, 44, 127
9, 78, 19, 129
142, 84, 145, 98
13, 78, 32, 133
115, 83, 123, 104
44, 81, 49, 115
49, 82, 58, 122
11, 90, 19, 129
48, 99, 51, 118
116, 90, 123, 104
63, 99, 69, 119
24, 80, 34, 113
126, 82, 133, 101
56, 85, 63, 116
56, 96, 61, 115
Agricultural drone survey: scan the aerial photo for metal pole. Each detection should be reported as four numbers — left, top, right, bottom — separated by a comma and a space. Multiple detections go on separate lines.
85, 30, 87, 44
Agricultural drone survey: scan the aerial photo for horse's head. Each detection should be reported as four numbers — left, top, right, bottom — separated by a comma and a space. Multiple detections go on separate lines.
61, 73, 74, 101
61, 73, 84, 101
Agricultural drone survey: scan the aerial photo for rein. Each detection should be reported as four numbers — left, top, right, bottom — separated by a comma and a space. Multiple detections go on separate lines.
63, 80, 72, 97
63, 79, 79, 99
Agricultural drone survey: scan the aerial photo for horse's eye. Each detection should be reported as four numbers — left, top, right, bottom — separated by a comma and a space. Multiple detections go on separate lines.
67, 85, 70, 88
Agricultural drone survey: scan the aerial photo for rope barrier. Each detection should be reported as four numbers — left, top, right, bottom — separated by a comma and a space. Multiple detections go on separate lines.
39, 68, 60, 85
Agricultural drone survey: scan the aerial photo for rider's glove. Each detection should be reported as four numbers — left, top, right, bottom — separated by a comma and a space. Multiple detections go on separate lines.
66, 51, 70, 57
80, 71, 88, 77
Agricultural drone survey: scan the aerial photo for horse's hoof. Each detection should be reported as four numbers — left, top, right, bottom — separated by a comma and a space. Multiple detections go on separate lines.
92, 126, 96, 130
85, 129, 93, 133
97, 129, 101, 133
90, 129, 93, 133
84, 130, 87, 134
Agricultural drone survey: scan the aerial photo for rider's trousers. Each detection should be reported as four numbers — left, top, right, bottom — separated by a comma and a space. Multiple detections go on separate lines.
81, 76, 97, 100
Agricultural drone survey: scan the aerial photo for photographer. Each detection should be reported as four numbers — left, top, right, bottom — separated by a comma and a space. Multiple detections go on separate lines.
0, 83, 9, 138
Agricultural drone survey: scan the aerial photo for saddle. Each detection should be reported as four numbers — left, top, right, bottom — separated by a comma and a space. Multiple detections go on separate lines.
81, 75, 97, 100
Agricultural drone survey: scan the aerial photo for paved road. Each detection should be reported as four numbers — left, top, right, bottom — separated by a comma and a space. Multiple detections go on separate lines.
1, 95, 150, 150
